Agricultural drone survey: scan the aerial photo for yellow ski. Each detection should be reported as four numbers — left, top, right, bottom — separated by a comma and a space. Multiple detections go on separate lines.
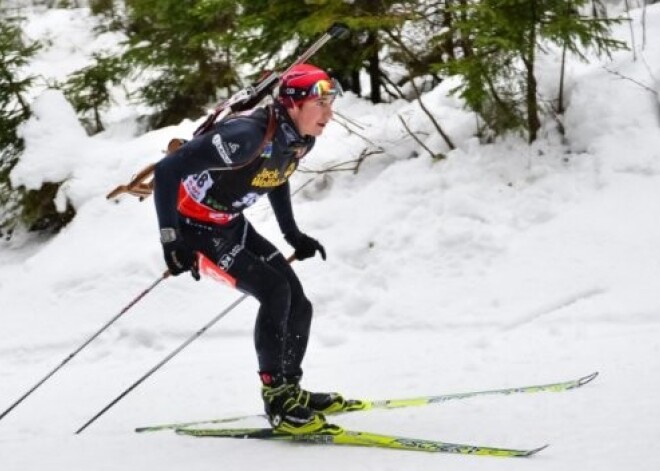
136, 372, 597, 433
175, 424, 548, 457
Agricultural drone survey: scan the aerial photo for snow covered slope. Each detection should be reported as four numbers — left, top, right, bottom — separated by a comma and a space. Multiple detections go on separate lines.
1, 4, 659, 471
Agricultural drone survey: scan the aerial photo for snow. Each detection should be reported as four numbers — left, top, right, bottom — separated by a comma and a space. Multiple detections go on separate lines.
2, 4, 660, 471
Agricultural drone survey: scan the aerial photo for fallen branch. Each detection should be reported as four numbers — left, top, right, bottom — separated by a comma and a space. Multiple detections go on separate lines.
410, 79, 456, 150
298, 147, 385, 175
398, 114, 445, 160
602, 66, 656, 95
331, 112, 385, 152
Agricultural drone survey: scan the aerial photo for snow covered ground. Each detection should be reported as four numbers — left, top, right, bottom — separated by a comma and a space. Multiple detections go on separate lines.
1, 4, 660, 470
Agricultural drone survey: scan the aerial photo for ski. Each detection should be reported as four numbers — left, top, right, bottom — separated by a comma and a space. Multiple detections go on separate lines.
135, 371, 597, 433
353, 371, 598, 411
175, 424, 548, 457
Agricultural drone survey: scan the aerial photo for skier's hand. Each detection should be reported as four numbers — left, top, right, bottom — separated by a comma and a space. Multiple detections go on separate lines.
285, 231, 326, 261
160, 228, 200, 280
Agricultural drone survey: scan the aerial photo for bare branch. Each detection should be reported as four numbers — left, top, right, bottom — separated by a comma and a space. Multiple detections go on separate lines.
398, 114, 444, 160
332, 112, 384, 151
298, 147, 385, 175
333, 110, 366, 130
624, 0, 637, 61
602, 66, 656, 95
410, 79, 456, 150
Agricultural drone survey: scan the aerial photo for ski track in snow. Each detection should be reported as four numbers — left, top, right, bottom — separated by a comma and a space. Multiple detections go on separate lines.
502, 287, 606, 330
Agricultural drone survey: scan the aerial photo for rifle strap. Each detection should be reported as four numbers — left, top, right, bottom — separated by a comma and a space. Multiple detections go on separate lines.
106, 106, 277, 201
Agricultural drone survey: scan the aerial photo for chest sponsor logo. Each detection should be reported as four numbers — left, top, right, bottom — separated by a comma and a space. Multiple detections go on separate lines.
251, 163, 296, 188
211, 134, 233, 165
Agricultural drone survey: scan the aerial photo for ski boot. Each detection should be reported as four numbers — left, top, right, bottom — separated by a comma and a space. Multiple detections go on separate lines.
260, 373, 328, 434
287, 375, 366, 415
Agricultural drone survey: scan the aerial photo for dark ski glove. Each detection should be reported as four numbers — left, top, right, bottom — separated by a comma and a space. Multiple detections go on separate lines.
285, 231, 326, 261
160, 228, 200, 280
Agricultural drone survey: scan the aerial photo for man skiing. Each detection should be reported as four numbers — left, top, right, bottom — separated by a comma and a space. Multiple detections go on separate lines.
153, 64, 348, 434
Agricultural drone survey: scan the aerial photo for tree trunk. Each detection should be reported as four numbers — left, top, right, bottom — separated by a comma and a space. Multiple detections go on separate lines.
365, 32, 381, 103
443, 0, 456, 60
525, 3, 540, 143
557, 44, 567, 115
94, 106, 104, 134
526, 61, 540, 143
351, 70, 362, 97
459, 0, 474, 57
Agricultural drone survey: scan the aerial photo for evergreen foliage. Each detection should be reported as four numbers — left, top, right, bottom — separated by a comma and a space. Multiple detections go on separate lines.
122, 0, 241, 128
90, 0, 116, 15
235, 0, 407, 103
378, 1, 450, 98
437, 0, 627, 142
62, 53, 129, 134
89, 0, 125, 31
78, 0, 627, 143
2, 0, 633, 239
0, 14, 75, 240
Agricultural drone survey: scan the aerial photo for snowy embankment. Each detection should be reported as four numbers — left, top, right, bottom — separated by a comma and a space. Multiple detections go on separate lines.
1, 4, 659, 471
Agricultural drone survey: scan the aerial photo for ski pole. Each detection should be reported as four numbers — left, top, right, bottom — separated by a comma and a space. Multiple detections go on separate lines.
75, 254, 295, 434
0, 271, 170, 424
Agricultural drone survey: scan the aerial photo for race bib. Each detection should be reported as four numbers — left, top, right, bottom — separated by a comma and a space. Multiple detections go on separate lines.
183, 171, 214, 202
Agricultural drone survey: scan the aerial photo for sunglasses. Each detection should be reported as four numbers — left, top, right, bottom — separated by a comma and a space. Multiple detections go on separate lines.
282, 78, 343, 101
308, 78, 343, 98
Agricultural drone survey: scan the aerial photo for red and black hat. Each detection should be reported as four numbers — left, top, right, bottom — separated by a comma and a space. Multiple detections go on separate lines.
277, 63, 342, 107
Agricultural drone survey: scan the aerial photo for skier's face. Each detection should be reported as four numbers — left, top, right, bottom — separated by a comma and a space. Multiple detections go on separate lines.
290, 96, 335, 138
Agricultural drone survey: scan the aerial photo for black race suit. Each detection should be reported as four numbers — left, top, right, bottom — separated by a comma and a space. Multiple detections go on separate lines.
153, 102, 315, 378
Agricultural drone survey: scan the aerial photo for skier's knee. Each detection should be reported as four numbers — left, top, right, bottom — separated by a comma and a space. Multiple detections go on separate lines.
300, 296, 312, 323
259, 271, 291, 308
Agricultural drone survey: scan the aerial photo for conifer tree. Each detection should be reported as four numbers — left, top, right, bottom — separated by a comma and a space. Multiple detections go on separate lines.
235, 0, 406, 103
0, 15, 75, 239
122, 0, 240, 128
440, 0, 626, 142
379, 0, 451, 97
62, 53, 128, 134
